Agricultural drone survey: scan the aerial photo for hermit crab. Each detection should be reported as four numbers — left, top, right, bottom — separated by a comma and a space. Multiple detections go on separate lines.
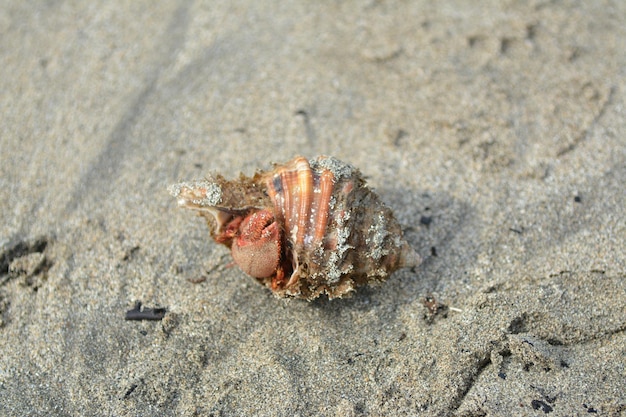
169, 156, 420, 300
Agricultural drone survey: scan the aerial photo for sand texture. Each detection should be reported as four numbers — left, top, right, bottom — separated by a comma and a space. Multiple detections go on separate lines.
1, 2, 624, 416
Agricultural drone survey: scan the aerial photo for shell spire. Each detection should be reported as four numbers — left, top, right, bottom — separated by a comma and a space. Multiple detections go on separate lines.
170, 156, 421, 300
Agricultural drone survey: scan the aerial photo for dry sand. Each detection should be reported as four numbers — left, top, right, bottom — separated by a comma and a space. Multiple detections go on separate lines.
1, 2, 624, 416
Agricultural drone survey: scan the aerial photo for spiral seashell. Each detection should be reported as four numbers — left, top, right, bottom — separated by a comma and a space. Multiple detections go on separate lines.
169, 155, 420, 300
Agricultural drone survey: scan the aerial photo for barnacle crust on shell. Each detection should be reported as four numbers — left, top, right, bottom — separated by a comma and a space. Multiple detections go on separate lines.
170, 155, 420, 300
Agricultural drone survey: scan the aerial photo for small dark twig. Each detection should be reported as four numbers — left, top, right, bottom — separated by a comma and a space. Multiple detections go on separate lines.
125, 301, 166, 321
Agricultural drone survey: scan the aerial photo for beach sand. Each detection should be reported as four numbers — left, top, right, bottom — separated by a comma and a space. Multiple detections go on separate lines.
1, 2, 624, 415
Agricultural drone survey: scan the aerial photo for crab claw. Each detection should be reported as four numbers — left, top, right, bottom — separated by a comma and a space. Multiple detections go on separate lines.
230, 210, 281, 279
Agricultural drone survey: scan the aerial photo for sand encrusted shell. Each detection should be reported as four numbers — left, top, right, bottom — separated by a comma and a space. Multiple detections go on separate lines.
170, 155, 420, 300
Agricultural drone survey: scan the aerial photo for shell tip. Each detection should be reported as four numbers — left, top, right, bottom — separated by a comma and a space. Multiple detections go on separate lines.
399, 242, 421, 268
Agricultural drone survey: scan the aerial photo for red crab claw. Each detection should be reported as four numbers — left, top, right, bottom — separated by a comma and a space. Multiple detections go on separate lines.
230, 210, 282, 279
